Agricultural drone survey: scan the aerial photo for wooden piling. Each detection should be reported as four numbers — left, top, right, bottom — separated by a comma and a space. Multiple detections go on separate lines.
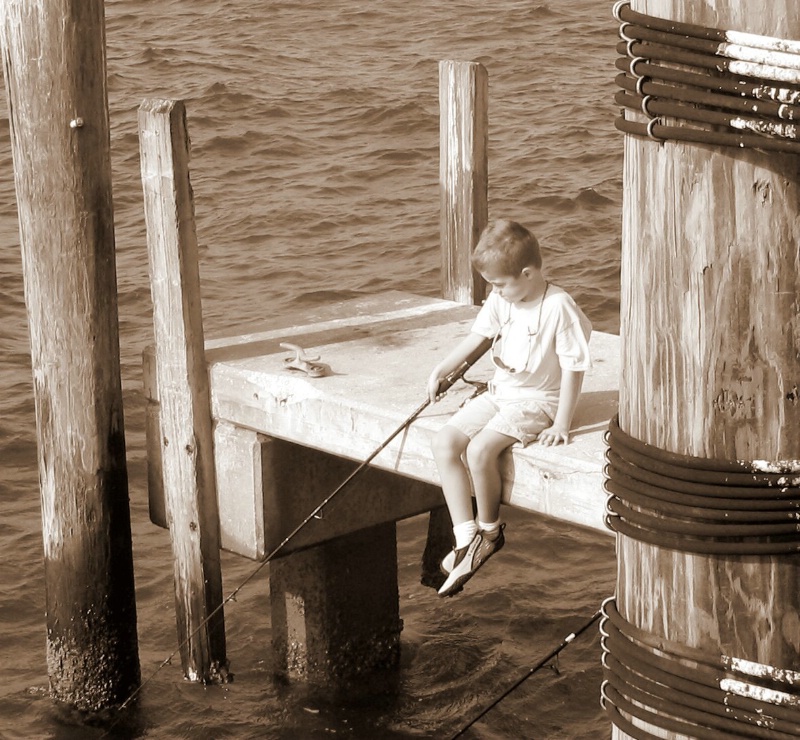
438, 60, 489, 306
0, 0, 140, 710
138, 99, 227, 683
615, 1, 800, 737
422, 60, 490, 586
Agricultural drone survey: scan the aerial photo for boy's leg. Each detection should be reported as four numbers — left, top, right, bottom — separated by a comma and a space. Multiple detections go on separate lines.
468, 399, 551, 523
465, 428, 517, 525
431, 425, 473, 528
436, 428, 516, 598
437, 404, 546, 598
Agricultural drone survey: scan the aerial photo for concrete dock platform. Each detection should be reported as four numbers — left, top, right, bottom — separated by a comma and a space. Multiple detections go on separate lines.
145, 290, 618, 560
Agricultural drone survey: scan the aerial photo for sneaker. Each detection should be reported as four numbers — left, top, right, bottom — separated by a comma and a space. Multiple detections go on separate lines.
437, 525, 505, 598
441, 525, 505, 575
440, 546, 458, 576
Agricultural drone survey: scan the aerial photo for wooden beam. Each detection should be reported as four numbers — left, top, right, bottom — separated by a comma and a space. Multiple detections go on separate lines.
0, 0, 140, 710
138, 98, 227, 683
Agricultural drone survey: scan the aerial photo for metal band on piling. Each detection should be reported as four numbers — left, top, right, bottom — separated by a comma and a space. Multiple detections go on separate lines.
611, 2, 800, 152
615, 0, 800, 55
600, 599, 800, 739
603, 416, 800, 555
614, 70, 800, 122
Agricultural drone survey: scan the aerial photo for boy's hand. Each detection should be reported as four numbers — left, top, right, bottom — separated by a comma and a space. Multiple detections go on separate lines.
427, 372, 445, 403
537, 423, 571, 446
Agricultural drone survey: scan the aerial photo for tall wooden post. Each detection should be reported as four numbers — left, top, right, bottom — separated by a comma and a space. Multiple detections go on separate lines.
138, 99, 227, 683
0, 0, 140, 710
422, 61, 490, 586
615, 1, 800, 737
438, 60, 489, 306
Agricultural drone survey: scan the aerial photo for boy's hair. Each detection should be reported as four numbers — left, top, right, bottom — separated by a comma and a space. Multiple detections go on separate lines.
471, 219, 542, 275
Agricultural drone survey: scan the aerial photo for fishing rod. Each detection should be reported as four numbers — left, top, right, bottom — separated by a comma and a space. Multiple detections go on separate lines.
449, 609, 603, 740
303, 334, 493, 522
112, 336, 492, 717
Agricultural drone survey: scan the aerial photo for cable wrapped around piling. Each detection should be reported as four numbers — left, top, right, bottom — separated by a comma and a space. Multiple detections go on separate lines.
612, 0, 800, 153
600, 598, 800, 739
603, 416, 800, 555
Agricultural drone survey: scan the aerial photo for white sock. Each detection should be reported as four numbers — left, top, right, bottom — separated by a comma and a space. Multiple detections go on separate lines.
478, 519, 501, 537
453, 520, 478, 548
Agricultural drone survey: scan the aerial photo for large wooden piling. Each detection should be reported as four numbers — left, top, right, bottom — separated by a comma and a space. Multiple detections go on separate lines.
422, 60, 490, 585
614, 1, 800, 737
0, 0, 140, 710
138, 99, 227, 682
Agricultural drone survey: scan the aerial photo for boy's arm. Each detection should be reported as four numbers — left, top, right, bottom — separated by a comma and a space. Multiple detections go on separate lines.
537, 370, 584, 446
427, 331, 491, 402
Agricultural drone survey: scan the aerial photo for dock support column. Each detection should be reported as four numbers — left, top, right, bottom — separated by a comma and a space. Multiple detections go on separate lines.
0, 0, 140, 710
266, 443, 409, 683
612, 1, 800, 737
138, 99, 227, 682
423, 60, 489, 586
270, 522, 401, 683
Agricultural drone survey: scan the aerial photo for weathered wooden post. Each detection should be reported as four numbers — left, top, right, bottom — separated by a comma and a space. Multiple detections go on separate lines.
138, 99, 227, 682
0, 0, 140, 710
607, 0, 800, 737
422, 60, 489, 584
438, 59, 489, 306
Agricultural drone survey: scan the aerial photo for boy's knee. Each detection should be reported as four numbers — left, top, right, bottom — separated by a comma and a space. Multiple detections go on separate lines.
465, 438, 488, 470
432, 425, 468, 461
465, 435, 504, 470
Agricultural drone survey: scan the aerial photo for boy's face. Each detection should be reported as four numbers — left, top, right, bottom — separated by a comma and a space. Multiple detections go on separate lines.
480, 265, 542, 305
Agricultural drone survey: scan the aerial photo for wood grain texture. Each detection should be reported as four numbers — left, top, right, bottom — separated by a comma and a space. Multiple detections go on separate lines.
439, 60, 488, 307
138, 98, 227, 682
0, 0, 139, 710
615, 2, 800, 738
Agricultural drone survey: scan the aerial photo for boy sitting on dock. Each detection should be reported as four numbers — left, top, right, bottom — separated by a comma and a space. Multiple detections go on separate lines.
427, 219, 592, 598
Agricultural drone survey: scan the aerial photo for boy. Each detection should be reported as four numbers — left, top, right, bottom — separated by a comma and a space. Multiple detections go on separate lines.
427, 219, 592, 597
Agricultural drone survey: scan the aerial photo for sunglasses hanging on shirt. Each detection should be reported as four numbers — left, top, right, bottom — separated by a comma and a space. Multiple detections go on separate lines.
490, 282, 549, 374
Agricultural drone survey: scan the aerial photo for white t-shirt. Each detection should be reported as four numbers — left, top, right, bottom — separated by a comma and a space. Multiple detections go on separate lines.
472, 284, 592, 412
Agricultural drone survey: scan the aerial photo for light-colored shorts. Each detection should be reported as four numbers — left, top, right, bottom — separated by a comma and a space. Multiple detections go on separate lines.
445, 392, 553, 447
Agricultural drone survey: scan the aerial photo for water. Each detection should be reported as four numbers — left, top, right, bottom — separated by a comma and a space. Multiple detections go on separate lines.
0, 1, 621, 737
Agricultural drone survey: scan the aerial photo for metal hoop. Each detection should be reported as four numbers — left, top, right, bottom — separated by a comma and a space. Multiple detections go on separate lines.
599, 679, 610, 709
618, 23, 636, 44
612, 0, 631, 23
646, 116, 662, 140
629, 56, 647, 79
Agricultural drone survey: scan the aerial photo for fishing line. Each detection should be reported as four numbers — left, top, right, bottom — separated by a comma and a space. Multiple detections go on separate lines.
105, 338, 492, 728
449, 608, 603, 740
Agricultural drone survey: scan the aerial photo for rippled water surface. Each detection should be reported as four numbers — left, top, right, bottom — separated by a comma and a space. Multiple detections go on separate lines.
0, 1, 621, 737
